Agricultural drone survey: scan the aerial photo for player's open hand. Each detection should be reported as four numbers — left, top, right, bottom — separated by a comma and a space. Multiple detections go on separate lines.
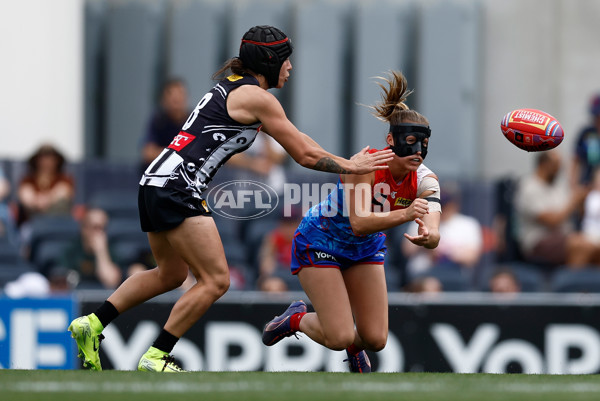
350, 146, 394, 174
404, 218, 430, 246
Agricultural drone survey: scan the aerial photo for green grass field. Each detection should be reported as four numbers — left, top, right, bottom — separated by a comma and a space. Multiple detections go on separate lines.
2, 370, 600, 401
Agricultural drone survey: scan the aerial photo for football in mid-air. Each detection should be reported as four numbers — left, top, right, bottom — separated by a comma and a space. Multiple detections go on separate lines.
500, 108, 564, 152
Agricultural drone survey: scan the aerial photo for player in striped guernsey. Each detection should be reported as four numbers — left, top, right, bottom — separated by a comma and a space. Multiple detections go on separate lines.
68, 25, 394, 372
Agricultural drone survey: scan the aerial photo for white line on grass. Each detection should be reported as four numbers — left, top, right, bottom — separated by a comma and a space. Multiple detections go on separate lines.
4, 380, 600, 394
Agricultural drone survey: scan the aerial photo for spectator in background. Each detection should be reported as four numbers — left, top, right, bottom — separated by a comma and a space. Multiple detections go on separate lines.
17, 144, 75, 228
3, 267, 75, 297
4, 272, 50, 298
402, 181, 483, 275
582, 167, 600, 244
488, 267, 521, 294
403, 276, 443, 293
571, 93, 600, 187
256, 207, 303, 292
0, 165, 16, 243
140, 78, 191, 172
59, 207, 122, 289
46, 266, 76, 294
514, 150, 600, 268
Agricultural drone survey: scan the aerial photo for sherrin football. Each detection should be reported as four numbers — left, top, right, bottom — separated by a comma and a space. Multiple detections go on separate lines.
500, 108, 564, 152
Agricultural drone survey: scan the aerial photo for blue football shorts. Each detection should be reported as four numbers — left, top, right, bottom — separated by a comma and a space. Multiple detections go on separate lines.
290, 231, 387, 275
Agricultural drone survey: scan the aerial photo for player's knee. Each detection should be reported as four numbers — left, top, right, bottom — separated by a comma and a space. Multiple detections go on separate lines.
206, 273, 230, 300
214, 276, 230, 297
365, 338, 387, 352
361, 333, 387, 352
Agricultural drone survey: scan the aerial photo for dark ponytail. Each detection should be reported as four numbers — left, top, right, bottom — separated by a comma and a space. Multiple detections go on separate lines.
211, 57, 251, 81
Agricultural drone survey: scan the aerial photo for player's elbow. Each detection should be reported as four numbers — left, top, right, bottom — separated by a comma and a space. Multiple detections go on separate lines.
295, 154, 315, 169
351, 225, 369, 236
294, 148, 320, 169
349, 218, 374, 236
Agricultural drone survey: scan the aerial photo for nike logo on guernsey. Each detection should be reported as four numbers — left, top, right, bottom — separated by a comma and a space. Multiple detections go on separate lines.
314, 251, 337, 263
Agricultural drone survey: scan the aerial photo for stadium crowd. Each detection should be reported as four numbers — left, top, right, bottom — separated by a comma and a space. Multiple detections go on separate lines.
0, 158, 598, 296
3, 94, 600, 297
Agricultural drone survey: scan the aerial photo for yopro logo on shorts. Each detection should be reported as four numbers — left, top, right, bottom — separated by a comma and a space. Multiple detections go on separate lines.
313, 250, 337, 263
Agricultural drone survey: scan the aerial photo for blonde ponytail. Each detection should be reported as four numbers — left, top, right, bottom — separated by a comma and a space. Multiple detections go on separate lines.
370, 71, 428, 126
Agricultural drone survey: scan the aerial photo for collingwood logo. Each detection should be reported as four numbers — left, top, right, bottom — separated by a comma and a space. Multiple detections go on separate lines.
313, 251, 337, 263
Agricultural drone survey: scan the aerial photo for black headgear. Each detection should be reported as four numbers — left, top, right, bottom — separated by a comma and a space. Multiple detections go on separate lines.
239, 25, 293, 88
389, 123, 431, 159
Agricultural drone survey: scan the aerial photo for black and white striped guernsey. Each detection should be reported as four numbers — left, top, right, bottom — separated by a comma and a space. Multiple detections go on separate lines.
139, 74, 261, 199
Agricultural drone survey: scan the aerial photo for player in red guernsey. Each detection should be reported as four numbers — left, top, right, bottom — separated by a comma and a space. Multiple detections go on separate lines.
263, 71, 441, 372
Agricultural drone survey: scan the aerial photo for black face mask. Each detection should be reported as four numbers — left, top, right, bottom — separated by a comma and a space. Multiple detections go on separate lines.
389, 123, 431, 159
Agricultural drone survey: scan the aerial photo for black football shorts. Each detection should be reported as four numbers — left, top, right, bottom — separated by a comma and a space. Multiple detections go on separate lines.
138, 185, 211, 232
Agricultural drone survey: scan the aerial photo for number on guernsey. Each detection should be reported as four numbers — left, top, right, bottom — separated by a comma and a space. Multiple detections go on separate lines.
182, 93, 213, 130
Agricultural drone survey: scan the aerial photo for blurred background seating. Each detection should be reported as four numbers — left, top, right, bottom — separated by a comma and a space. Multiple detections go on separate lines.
550, 268, 600, 293
3, 157, 600, 294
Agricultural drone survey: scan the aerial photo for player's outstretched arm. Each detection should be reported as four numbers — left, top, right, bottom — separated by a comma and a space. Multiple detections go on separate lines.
236, 86, 394, 174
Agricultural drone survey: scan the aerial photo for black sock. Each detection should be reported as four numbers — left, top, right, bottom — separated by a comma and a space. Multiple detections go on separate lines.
152, 329, 179, 354
94, 300, 120, 328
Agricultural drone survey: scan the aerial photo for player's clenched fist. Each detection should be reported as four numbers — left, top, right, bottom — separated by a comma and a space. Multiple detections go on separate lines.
405, 198, 429, 221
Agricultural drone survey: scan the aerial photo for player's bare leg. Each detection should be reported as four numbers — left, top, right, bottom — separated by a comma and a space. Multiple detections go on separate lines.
141, 216, 229, 372
338, 263, 387, 372
342, 263, 388, 352
297, 267, 356, 350
159, 216, 230, 337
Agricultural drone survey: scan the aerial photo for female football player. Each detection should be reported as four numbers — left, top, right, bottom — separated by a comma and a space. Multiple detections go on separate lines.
68, 25, 394, 372
262, 70, 441, 373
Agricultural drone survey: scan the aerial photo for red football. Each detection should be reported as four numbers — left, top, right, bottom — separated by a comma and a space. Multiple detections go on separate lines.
500, 108, 564, 152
